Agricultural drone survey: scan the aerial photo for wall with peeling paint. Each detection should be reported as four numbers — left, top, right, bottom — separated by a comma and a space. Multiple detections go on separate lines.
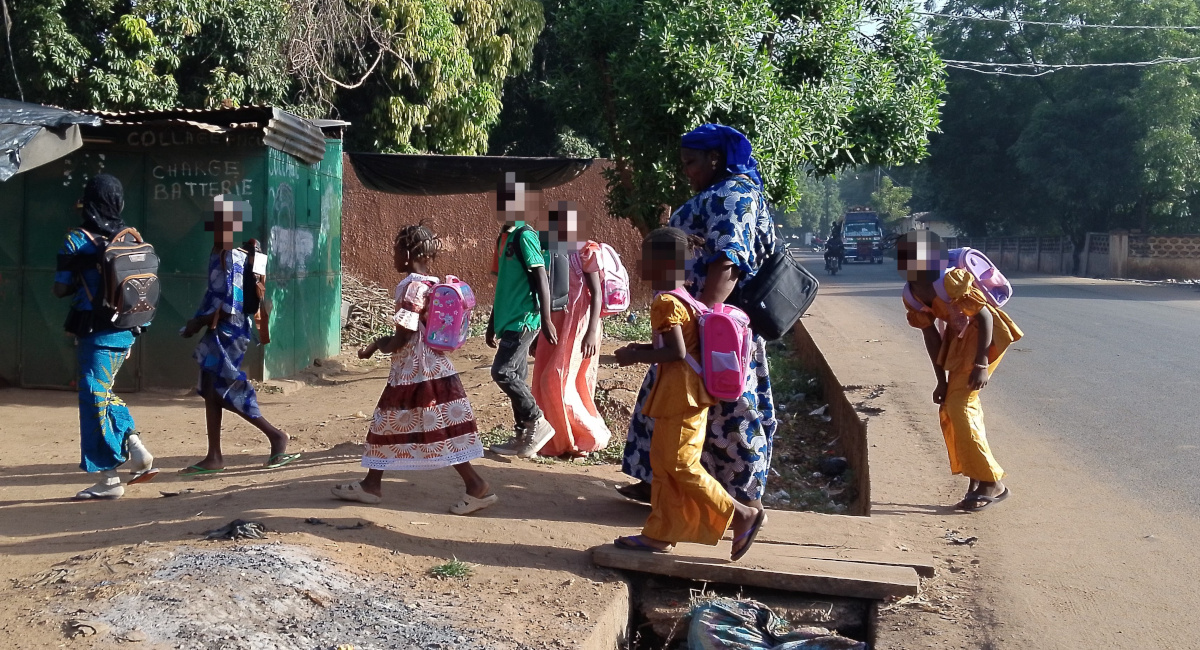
341, 159, 652, 310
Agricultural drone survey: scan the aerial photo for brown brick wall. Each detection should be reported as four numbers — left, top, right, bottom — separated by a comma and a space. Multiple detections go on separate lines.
341, 157, 652, 308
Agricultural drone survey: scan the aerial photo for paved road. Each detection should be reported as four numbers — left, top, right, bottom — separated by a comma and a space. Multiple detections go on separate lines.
795, 250, 1200, 646
798, 251, 1200, 511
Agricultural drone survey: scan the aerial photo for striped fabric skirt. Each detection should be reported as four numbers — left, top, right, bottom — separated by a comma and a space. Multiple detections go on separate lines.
362, 337, 482, 471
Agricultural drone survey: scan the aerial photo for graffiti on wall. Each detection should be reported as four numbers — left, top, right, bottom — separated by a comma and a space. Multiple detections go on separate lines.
151, 159, 253, 200
267, 182, 314, 271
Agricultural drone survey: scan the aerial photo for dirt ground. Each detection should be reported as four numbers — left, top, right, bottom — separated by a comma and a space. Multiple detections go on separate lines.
0, 337, 648, 649
0, 328, 938, 649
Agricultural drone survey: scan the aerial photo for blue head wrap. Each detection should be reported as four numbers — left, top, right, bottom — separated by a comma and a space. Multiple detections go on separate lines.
680, 123, 763, 189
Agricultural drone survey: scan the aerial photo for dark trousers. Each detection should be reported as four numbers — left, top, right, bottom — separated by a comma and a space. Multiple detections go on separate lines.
491, 328, 542, 426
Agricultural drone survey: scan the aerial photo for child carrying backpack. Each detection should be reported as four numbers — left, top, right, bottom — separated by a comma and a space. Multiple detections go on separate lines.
331, 223, 494, 514
179, 196, 296, 475
486, 174, 558, 458
612, 227, 764, 560
54, 174, 159, 500
898, 231, 1023, 512
530, 202, 624, 457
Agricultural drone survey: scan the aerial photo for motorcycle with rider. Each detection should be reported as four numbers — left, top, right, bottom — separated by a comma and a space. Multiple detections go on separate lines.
824, 224, 845, 275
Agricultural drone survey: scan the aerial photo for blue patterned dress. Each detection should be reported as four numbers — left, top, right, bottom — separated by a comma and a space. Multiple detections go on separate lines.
192, 249, 262, 418
622, 176, 779, 502
56, 229, 140, 473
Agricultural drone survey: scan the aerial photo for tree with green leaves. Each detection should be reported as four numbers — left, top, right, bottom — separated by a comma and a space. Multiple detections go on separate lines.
917, 0, 1200, 242
786, 174, 844, 236
530, 0, 944, 233
0, 0, 542, 155
870, 176, 912, 225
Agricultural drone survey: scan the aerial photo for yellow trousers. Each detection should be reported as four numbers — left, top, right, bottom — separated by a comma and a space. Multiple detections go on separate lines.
643, 409, 736, 545
939, 366, 1005, 482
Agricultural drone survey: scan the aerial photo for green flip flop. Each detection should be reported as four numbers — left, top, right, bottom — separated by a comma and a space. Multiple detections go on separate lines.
264, 453, 301, 469
179, 465, 225, 477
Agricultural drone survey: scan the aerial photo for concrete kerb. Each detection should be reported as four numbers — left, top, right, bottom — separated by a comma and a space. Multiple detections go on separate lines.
791, 319, 872, 516
579, 586, 633, 650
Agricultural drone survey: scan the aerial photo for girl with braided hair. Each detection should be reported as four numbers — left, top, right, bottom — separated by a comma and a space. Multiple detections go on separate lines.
331, 224, 495, 514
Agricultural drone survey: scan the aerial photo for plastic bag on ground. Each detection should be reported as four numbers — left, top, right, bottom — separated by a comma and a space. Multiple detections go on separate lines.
687, 598, 867, 650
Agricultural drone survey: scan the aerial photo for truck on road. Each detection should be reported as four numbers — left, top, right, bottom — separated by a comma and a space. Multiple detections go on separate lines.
842, 208, 884, 264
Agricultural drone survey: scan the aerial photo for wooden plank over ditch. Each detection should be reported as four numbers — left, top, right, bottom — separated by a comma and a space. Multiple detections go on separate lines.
592, 542, 920, 600
751, 543, 936, 578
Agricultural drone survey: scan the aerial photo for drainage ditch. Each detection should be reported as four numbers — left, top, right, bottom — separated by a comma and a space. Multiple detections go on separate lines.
618, 575, 871, 650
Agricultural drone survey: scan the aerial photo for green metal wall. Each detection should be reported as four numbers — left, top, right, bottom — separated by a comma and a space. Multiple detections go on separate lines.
0, 135, 342, 390
0, 173, 23, 387
262, 143, 343, 381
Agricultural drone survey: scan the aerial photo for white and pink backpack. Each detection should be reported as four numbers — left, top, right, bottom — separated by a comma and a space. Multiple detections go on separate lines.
657, 288, 753, 402
950, 247, 1011, 307
424, 275, 476, 352
594, 243, 630, 316
902, 247, 1012, 339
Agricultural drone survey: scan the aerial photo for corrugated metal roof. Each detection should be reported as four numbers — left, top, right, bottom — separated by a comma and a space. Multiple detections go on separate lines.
264, 109, 326, 164
81, 105, 332, 164
98, 118, 230, 133
311, 118, 351, 128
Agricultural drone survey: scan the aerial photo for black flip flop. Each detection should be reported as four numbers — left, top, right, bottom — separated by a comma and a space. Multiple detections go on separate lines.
614, 536, 671, 553
960, 487, 1011, 512
615, 482, 652, 504
731, 508, 767, 561
952, 493, 976, 510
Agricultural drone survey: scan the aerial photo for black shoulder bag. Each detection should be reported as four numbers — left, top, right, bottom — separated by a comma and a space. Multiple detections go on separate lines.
732, 242, 820, 341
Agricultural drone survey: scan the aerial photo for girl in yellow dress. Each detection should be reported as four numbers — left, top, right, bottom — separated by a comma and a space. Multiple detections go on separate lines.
613, 227, 764, 559
898, 231, 1024, 512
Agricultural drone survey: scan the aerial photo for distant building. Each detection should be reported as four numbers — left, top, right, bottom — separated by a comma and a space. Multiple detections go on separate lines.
900, 212, 959, 238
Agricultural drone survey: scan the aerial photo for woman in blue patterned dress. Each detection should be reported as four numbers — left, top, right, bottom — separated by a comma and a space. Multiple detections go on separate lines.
53, 174, 159, 500
619, 124, 778, 508
179, 196, 298, 475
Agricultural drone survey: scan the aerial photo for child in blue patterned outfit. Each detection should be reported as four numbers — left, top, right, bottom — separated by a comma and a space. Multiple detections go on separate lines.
53, 174, 158, 500
179, 196, 297, 475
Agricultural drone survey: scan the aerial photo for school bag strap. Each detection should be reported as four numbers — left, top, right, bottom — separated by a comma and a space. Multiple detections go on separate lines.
72, 229, 110, 312
498, 224, 534, 266
653, 289, 705, 377
244, 239, 270, 344
109, 227, 144, 244
901, 283, 925, 312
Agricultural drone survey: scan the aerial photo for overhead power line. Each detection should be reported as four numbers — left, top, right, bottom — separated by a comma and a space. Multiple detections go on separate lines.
944, 56, 1200, 77
945, 56, 1200, 69
943, 56, 1200, 77
918, 11, 1200, 31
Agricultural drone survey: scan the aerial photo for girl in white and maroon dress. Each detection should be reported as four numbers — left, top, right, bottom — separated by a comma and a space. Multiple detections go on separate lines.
331, 224, 495, 515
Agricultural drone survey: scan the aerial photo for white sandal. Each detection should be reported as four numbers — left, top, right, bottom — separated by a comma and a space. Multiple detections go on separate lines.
73, 472, 124, 500
330, 482, 382, 504
449, 493, 498, 515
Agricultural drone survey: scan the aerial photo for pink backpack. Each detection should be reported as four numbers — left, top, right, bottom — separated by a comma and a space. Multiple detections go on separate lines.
594, 243, 630, 316
424, 275, 476, 351
949, 247, 1011, 307
659, 289, 753, 402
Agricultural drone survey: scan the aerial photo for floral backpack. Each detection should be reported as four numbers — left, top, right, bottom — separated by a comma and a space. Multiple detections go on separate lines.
424, 275, 475, 351
658, 289, 752, 402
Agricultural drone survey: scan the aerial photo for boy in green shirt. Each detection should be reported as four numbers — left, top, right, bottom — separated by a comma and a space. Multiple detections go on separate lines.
487, 173, 558, 457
